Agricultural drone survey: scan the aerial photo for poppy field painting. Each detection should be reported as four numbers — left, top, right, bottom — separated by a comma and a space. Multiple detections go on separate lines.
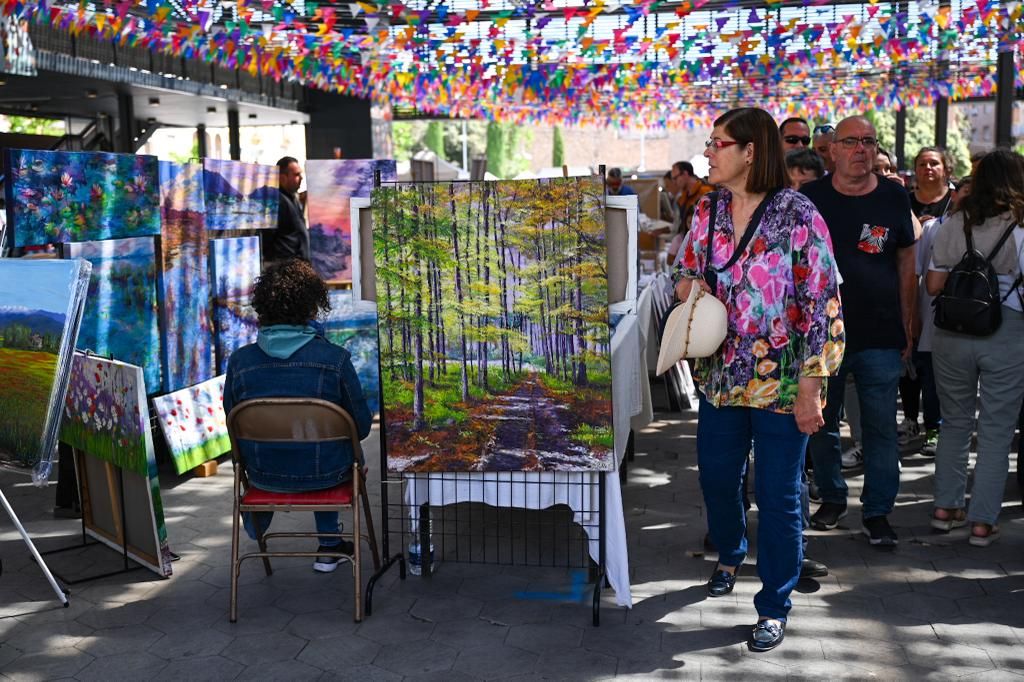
373, 178, 613, 474
152, 375, 229, 474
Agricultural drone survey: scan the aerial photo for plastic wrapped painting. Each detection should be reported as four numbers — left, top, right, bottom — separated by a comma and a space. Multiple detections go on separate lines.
203, 158, 279, 231
0, 258, 91, 467
159, 161, 214, 392
65, 237, 163, 394
373, 178, 614, 473
152, 375, 229, 474
210, 236, 261, 374
305, 159, 396, 284
5, 149, 160, 246
60, 352, 173, 577
323, 290, 380, 416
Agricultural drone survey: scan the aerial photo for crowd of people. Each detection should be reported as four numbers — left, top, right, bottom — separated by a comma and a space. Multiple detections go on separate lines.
667, 108, 1024, 653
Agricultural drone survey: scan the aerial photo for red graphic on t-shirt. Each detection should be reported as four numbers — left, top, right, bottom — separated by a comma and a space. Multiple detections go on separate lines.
857, 224, 889, 254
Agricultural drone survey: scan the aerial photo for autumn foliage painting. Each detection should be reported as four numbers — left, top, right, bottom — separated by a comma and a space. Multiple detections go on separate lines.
5, 149, 160, 246
373, 178, 613, 473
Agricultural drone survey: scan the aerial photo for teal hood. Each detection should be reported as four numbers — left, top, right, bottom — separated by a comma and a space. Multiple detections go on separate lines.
257, 324, 319, 359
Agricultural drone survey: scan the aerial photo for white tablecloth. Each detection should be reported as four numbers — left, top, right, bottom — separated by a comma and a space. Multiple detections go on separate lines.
404, 317, 643, 607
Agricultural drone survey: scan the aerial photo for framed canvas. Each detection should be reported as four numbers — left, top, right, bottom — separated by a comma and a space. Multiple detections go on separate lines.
152, 375, 229, 474
349, 197, 374, 302
61, 353, 173, 577
323, 289, 380, 417
158, 161, 214, 392
64, 237, 163, 394
210, 236, 261, 374
5, 149, 160, 246
305, 159, 396, 284
373, 178, 614, 473
0, 258, 91, 466
605, 194, 639, 312
202, 159, 278, 231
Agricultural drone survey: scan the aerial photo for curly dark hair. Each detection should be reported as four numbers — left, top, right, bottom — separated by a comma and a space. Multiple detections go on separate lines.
960, 149, 1024, 229
251, 259, 330, 326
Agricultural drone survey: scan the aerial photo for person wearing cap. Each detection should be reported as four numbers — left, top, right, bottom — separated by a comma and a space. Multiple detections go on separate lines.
606, 167, 637, 196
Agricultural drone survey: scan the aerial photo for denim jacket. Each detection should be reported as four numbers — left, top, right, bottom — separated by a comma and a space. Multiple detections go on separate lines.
223, 326, 372, 492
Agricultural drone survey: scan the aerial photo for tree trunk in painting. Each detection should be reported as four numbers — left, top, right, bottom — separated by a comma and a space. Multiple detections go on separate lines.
450, 185, 470, 404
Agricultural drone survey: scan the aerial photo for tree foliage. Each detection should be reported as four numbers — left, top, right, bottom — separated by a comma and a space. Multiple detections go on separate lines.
552, 127, 565, 168
866, 107, 972, 178
0, 115, 65, 137
424, 121, 445, 157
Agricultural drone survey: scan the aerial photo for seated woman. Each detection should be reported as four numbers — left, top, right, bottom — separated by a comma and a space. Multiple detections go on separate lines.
223, 258, 372, 572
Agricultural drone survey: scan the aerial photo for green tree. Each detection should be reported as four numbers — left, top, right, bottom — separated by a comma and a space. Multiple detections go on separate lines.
0, 115, 65, 136
424, 121, 445, 158
442, 120, 488, 169
552, 126, 565, 167
866, 107, 971, 178
486, 121, 507, 178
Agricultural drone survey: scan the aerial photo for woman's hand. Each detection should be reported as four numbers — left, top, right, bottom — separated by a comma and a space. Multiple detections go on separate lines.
674, 277, 711, 303
794, 378, 825, 435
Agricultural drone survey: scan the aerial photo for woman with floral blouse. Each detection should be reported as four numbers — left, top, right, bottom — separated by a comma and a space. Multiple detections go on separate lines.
673, 107, 844, 652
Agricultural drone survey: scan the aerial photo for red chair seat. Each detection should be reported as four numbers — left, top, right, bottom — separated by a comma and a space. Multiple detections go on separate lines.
242, 481, 354, 506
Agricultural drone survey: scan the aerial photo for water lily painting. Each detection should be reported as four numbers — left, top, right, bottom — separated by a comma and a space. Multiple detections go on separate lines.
305, 159, 396, 284
323, 289, 380, 417
373, 178, 613, 473
152, 375, 229, 474
5, 149, 160, 246
210, 236, 261, 374
203, 158, 278, 231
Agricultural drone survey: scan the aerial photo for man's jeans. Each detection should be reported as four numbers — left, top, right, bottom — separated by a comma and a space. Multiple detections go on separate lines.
809, 349, 903, 519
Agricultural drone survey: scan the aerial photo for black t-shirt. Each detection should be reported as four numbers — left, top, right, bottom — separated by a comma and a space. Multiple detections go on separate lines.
910, 190, 952, 220
263, 190, 310, 262
801, 176, 916, 353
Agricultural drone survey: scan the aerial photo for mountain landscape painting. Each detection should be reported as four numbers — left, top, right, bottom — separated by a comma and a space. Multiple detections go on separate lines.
65, 237, 163, 394
159, 161, 214, 392
373, 178, 613, 474
306, 159, 396, 284
210, 236, 260, 373
203, 159, 279, 231
323, 289, 380, 416
5, 149, 161, 246
0, 259, 90, 466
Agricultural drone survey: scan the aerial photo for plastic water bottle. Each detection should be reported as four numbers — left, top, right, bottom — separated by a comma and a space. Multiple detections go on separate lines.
407, 540, 434, 576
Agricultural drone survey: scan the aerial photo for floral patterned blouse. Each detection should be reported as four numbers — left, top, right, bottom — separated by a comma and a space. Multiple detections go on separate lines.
673, 188, 845, 413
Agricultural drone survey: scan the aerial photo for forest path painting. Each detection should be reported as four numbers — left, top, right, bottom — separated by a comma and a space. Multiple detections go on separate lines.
374, 178, 613, 473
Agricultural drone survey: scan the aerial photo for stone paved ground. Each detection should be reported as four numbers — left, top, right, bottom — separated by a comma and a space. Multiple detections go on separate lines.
1, 395, 1022, 681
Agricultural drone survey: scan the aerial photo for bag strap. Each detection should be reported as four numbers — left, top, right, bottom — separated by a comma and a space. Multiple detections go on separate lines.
703, 191, 720, 289
718, 188, 780, 272
963, 220, 1017, 262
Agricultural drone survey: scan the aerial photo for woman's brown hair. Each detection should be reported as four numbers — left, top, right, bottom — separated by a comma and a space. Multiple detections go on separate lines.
713, 107, 789, 194
959, 150, 1024, 229
251, 258, 330, 326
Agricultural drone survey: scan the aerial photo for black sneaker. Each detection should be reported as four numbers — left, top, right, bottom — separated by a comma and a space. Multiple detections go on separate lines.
800, 557, 829, 579
862, 516, 898, 546
809, 502, 847, 530
312, 540, 355, 573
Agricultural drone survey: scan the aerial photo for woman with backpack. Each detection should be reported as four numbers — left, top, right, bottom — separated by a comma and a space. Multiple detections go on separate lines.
925, 150, 1024, 547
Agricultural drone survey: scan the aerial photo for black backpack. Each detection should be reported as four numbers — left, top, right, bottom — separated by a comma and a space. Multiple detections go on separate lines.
933, 222, 1020, 336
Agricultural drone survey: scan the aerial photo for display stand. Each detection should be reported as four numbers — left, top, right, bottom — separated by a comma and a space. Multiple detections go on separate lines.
363, 168, 613, 625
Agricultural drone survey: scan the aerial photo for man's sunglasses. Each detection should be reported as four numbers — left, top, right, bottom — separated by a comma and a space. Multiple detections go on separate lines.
783, 135, 811, 146
813, 125, 835, 135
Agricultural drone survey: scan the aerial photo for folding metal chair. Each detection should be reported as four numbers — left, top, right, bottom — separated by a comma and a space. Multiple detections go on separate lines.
226, 398, 380, 623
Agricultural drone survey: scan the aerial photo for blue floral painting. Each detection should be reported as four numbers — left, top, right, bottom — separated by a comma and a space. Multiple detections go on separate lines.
5, 149, 160, 246
323, 290, 380, 417
159, 161, 214, 392
65, 237, 163, 394
203, 159, 279, 231
210, 236, 261, 373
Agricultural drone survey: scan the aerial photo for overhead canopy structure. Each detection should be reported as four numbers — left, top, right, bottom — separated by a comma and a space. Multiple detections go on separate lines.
2, 0, 1022, 129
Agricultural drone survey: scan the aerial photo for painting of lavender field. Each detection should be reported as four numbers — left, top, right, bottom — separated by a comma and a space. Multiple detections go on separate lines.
0, 259, 90, 466
5, 149, 160, 246
60, 353, 174, 576
324, 290, 380, 416
153, 375, 229, 474
210, 236, 260, 373
373, 178, 613, 473
203, 159, 278, 231
65, 237, 163, 394
159, 161, 214, 392
306, 159, 396, 284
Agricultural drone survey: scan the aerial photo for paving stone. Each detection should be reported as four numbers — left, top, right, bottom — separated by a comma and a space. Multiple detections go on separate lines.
74, 624, 163, 658
239, 659, 325, 680
454, 643, 540, 679
316, 664, 403, 681
698, 657, 789, 680
409, 594, 484, 622
0, 647, 94, 680
956, 592, 1024, 628
909, 574, 986, 600
221, 631, 307, 665
784, 659, 875, 680
356, 612, 434, 644
151, 655, 246, 681
903, 640, 995, 677
430, 617, 511, 649
144, 605, 222, 634
506, 623, 583, 653
457, 573, 531, 600
882, 592, 962, 622
373, 637, 457, 676
75, 650, 168, 681
0, 642, 23, 670
478, 598, 556, 626
531, 647, 619, 681
820, 634, 909, 672
274, 586, 355, 615
5, 621, 94, 653
287, 609, 363, 641
613, 655, 699, 679
75, 599, 159, 630
960, 669, 1024, 681
297, 634, 381, 670
211, 604, 295, 636
147, 628, 234, 660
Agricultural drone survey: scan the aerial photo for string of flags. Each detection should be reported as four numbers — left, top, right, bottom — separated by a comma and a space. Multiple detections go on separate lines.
2, 0, 1022, 128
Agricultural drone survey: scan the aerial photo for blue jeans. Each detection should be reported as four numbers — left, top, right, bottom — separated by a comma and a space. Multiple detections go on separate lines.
243, 510, 342, 547
697, 395, 806, 622
809, 348, 903, 519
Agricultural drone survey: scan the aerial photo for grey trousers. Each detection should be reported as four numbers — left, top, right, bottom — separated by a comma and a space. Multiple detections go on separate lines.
931, 307, 1024, 525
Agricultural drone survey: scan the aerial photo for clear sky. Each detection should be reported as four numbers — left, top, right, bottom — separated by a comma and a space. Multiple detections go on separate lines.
0, 259, 81, 314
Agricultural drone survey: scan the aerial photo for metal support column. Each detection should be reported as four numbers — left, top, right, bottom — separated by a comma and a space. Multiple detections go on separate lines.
228, 109, 241, 161
935, 98, 949, 149
895, 108, 907, 171
196, 124, 208, 159
996, 50, 1015, 148
115, 91, 134, 153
